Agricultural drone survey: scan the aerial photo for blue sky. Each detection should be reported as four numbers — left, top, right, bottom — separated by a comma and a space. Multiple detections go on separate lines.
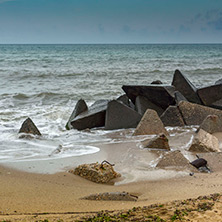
0, 0, 222, 43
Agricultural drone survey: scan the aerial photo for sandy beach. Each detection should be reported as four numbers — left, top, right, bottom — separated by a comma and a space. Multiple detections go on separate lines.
1, 130, 222, 221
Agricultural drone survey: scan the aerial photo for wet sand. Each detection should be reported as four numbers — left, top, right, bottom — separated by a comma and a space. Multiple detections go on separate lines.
1, 129, 222, 221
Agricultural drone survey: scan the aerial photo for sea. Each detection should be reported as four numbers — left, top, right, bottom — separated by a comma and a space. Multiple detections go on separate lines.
0, 44, 222, 171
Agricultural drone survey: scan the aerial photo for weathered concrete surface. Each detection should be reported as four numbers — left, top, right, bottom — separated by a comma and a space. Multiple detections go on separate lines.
105, 100, 142, 130
160, 106, 185, 127
122, 85, 176, 109
82, 192, 138, 201
197, 84, 222, 106
174, 91, 188, 105
189, 129, 220, 152
117, 94, 135, 110
19, 117, 41, 138
178, 101, 222, 125
210, 98, 222, 110
172, 69, 202, 104
156, 150, 197, 171
135, 95, 164, 116
71, 100, 108, 130
197, 115, 222, 134
141, 133, 170, 150
133, 109, 168, 136
66, 99, 88, 130
70, 162, 121, 184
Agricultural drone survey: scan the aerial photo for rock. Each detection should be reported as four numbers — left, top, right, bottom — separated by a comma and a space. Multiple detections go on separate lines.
122, 85, 176, 109
178, 101, 222, 125
71, 100, 109, 130
65, 99, 88, 130
160, 106, 185, 127
189, 129, 220, 152
18, 117, 41, 138
197, 84, 222, 106
172, 69, 202, 104
141, 133, 170, 150
133, 109, 168, 136
117, 94, 135, 109
105, 100, 142, 130
135, 96, 164, 116
174, 91, 187, 105
215, 79, 222, 85
156, 150, 196, 171
82, 192, 138, 201
151, 80, 163, 84
197, 115, 222, 134
211, 99, 222, 110
190, 158, 208, 169
69, 162, 121, 184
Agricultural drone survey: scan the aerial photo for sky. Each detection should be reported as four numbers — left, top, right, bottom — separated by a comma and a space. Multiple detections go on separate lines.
0, 0, 222, 44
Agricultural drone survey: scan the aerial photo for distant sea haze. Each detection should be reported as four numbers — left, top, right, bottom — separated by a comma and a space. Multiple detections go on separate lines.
0, 44, 221, 164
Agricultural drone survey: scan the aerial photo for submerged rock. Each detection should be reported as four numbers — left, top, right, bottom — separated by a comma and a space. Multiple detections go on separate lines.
160, 106, 185, 127
178, 101, 222, 125
105, 100, 142, 130
82, 192, 138, 201
141, 133, 170, 150
189, 129, 220, 152
66, 99, 88, 130
122, 85, 176, 109
197, 115, 222, 134
69, 161, 121, 184
151, 80, 163, 84
18, 117, 41, 139
172, 69, 202, 104
133, 109, 168, 136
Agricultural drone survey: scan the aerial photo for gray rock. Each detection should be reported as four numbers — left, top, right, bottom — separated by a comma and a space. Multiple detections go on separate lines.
197, 115, 222, 134
19, 117, 41, 138
105, 100, 142, 130
122, 85, 176, 109
65, 99, 88, 130
82, 192, 138, 201
160, 106, 185, 127
178, 101, 222, 125
157, 150, 196, 171
189, 129, 220, 152
197, 84, 222, 106
71, 100, 108, 130
172, 69, 202, 104
141, 133, 170, 150
133, 109, 168, 136
215, 79, 222, 85
135, 96, 164, 116
174, 91, 187, 105
69, 162, 121, 184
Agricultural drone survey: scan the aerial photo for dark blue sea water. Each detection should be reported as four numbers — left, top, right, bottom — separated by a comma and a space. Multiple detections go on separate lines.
0, 44, 221, 166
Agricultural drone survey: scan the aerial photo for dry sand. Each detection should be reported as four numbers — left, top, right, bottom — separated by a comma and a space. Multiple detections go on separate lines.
1, 130, 222, 221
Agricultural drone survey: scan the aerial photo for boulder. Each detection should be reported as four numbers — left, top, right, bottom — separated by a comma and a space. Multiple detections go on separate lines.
122, 85, 176, 109
19, 117, 41, 138
117, 94, 135, 109
151, 80, 163, 84
197, 84, 222, 106
160, 106, 185, 127
71, 100, 108, 130
172, 69, 202, 104
135, 96, 164, 116
156, 150, 196, 171
82, 192, 138, 201
178, 101, 222, 125
70, 162, 121, 184
105, 100, 142, 130
197, 115, 222, 134
141, 133, 170, 150
174, 91, 187, 105
133, 109, 168, 136
65, 99, 88, 130
215, 79, 222, 85
189, 129, 220, 152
